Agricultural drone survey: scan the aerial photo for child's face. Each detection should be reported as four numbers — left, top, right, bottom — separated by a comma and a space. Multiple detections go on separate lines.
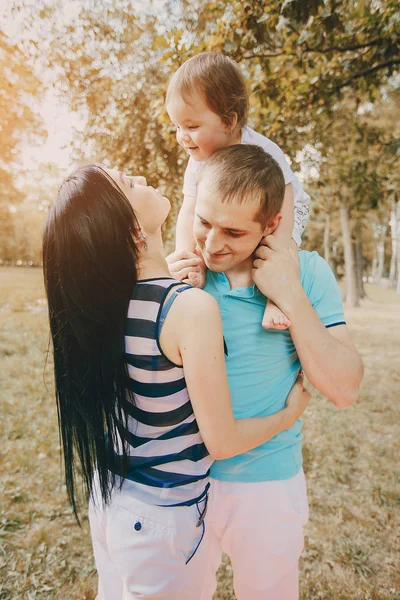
166, 92, 238, 162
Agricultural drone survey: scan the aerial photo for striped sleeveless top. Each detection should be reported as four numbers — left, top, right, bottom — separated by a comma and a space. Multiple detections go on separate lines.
113, 277, 213, 506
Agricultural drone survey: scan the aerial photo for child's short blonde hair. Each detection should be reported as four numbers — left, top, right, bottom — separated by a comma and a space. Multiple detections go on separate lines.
166, 52, 249, 131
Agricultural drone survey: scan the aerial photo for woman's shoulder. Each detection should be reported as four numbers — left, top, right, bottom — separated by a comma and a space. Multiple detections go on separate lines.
174, 286, 219, 316
163, 286, 221, 343
165, 287, 220, 332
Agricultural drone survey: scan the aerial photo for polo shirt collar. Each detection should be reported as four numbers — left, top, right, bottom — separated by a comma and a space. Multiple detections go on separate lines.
210, 271, 261, 299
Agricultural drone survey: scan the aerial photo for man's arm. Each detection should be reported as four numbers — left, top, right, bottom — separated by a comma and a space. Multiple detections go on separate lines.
252, 238, 363, 408
284, 297, 362, 407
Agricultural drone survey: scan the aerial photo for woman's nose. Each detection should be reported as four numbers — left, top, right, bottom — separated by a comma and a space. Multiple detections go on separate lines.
132, 176, 147, 186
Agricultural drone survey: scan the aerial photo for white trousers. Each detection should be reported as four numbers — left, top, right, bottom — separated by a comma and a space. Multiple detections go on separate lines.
89, 488, 210, 600
200, 470, 309, 600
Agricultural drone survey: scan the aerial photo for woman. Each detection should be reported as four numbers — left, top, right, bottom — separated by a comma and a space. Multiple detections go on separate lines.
43, 165, 310, 599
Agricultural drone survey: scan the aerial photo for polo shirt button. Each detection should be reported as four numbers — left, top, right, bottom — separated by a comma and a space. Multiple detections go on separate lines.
134, 521, 142, 531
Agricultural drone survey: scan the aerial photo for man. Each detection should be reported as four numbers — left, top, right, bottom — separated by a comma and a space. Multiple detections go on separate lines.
168, 144, 363, 599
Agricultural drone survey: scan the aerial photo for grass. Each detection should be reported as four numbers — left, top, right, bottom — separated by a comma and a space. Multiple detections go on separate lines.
1, 268, 399, 599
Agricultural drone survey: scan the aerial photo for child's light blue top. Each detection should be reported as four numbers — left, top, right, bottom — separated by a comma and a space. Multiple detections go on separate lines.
204, 250, 345, 482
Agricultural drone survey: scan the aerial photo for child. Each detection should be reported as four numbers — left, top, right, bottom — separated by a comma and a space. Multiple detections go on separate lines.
166, 52, 310, 330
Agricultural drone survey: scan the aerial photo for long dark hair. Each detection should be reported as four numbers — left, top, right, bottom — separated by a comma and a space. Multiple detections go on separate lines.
43, 165, 139, 521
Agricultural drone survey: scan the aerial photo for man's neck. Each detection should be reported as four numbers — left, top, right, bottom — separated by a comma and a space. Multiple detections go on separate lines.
223, 257, 254, 289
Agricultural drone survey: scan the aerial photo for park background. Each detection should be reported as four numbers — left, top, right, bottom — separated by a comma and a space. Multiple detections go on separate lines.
1, 0, 399, 598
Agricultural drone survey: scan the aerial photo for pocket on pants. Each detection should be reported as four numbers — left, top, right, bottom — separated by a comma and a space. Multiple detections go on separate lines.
106, 496, 209, 598
174, 496, 208, 565
115, 503, 174, 537
107, 503, 177, 597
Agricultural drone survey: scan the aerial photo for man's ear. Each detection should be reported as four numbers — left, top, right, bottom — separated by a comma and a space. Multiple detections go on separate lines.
262, 215, 282, 237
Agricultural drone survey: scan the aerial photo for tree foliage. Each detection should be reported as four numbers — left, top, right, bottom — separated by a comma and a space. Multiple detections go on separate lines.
0, 29, 44, 201
0, 26, 46, 261
2, 0, 400, 280
177, 0, 400, 153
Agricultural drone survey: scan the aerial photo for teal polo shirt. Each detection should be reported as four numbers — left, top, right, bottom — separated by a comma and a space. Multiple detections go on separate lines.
204, 250, 345, 482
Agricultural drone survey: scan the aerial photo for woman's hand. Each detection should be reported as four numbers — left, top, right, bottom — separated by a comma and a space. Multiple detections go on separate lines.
283, 372, 311, 427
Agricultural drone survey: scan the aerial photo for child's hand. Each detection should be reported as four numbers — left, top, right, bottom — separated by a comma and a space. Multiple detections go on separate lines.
166, 250, 204, 283
183, 259, 206, 288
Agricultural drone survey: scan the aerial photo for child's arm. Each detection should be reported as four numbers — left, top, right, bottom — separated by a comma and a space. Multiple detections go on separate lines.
173, 194, 207, 287
275, 183, 299, 255
262, 183, 296, 330
273, 183, 295, 245
175, 194, 197, 252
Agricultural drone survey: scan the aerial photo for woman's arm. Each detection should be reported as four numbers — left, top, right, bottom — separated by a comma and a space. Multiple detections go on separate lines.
160, 288, 310, 460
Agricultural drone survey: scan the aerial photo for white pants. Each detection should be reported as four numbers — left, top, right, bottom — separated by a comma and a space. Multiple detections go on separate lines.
89, 488, 210, 599
200, 470, 309, 600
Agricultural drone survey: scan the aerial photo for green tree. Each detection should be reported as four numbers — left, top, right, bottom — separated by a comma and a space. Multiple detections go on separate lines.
188, 0, 400, 153
305, 94, 398, 305
15, 0, 400, 271
37, 0, 186, 250
0, 28, 44, 260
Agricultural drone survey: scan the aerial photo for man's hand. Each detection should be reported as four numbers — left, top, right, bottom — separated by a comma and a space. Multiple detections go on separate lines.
252, 235, 303, 314
166, 249, 206, 288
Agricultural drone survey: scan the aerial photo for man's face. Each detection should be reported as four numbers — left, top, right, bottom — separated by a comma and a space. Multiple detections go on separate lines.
194, 179, 274, 274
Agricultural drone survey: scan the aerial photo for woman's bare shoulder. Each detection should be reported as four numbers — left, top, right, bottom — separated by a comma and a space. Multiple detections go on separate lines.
173, 286, 219, 318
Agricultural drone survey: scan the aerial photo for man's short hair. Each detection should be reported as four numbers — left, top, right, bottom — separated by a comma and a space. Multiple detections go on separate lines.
198, 145, 286, 228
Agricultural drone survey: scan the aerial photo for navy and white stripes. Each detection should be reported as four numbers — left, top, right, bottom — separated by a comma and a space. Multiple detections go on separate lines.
112, 277, 212, 506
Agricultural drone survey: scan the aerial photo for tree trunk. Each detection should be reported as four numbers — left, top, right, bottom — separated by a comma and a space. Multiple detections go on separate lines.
397, 264, 400, 294
372, 254, 378, 282
331, 242, 338, 279
340, 203, 359, 307
354, 221, 365, 299
374, 226, 387, 285
389, 199, 398, 288
324, 214, 331, 267
397, 200, 400, 293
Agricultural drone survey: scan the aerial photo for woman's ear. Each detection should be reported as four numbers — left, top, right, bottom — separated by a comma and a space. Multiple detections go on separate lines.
262, 215, 282, 237
133, 226, 148, 250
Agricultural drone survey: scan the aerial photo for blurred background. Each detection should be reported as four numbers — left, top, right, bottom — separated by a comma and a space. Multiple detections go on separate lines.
1, 1, 399, 599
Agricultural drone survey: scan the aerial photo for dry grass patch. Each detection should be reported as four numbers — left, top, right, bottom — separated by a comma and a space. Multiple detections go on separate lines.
1, 269, 399, 599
